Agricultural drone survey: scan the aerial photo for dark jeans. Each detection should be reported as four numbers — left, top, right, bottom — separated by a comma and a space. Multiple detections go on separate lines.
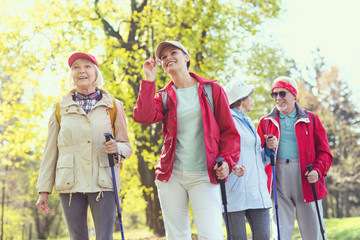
59, 192, 116, 240
225, 208, 270, 240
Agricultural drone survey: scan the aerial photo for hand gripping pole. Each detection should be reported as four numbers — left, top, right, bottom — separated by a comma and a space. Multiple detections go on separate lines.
216, 157, 231, 240
306, 164, 326, 240
268, 135, 280, 240
104, 132, 125, 240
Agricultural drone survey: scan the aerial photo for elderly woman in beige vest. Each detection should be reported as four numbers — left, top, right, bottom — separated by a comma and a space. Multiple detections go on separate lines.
36, 52, 132, 240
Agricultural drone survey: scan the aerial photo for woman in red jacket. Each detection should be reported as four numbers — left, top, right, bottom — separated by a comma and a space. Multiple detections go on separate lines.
134, 41, 240, 239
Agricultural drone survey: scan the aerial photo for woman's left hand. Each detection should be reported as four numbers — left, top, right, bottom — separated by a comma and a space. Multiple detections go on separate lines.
213, 161, 229, 180
103, 139, 118, 154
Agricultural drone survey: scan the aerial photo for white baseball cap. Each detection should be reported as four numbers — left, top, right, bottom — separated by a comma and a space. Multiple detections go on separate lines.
224, 80, 254, 105
155, 41, 189, 58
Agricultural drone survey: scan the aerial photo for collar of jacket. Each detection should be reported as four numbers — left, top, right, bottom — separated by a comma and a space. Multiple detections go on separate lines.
157, 72, 217, 93
267, 102, 308, 119
230, 108, 246, 119
60, 88, 115, 109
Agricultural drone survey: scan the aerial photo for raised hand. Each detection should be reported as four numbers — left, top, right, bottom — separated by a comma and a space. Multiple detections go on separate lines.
143, 54, 159, 81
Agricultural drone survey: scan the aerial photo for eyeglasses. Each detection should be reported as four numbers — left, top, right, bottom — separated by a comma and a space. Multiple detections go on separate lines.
271, 91, 287, 99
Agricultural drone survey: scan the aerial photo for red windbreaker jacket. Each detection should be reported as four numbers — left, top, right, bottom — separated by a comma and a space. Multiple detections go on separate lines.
257, 102, 333, 202
134, 72, 240, 184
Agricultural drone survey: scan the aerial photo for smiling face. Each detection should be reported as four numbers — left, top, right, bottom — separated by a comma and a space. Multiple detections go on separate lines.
159, 46, 189, 74
272, 87, 296, 115
71, 58, 97, 93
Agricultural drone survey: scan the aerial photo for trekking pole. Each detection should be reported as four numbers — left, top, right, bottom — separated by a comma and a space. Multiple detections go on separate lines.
216, 157, 231, 240
268, 135, 280, 240
306, 164, 326, 240
104, 132, 125, 240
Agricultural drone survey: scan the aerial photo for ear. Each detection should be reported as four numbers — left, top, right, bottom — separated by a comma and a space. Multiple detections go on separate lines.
185, 54, 190, 63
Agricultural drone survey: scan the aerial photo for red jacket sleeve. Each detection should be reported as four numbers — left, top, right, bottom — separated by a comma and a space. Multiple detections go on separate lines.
213, 83, 241, 172
257, 116, 273, 193
312, 114, 333, 177
133, 80, 164, 124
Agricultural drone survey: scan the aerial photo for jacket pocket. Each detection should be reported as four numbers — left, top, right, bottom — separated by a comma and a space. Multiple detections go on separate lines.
97, 154, 116, 189
55, 153, 75, 191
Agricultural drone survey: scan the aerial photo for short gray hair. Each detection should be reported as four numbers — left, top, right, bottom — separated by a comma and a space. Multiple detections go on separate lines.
66, 64, 104, 90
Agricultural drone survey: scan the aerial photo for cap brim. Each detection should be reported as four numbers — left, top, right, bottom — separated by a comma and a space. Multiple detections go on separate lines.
68, 53, 98, 67
155, 42, 175, 59
229, 87, 254, 105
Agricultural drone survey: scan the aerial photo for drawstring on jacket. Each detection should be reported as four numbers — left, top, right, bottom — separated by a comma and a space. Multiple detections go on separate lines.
96, 191, 104, 202
68, 191, 104, 206
69, 193, 72, 206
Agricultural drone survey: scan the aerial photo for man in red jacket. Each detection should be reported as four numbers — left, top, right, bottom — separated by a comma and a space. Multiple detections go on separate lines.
257, 76, 333, 240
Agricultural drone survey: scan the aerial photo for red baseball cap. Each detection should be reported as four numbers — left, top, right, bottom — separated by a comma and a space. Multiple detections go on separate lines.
68, 52, 99, 67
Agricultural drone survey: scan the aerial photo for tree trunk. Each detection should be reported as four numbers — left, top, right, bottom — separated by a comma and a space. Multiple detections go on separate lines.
336, 192, 342, 218
344, 191, 350, 217
33, 211, 55, 239
137, 150, 165, 236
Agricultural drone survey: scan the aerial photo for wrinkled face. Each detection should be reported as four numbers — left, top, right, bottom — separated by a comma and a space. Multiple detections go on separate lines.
159, 46, 189, 74
272, 87, 296, 114
71, 58, 97, 91
240, 96, 252, 113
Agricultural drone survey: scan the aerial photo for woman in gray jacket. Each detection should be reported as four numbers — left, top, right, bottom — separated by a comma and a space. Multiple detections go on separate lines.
36, 52, 132, 240
224, 80, 277, 240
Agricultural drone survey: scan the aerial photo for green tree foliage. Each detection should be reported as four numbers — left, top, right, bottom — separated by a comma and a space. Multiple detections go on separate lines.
244, 43, 293, 123
1, 0, 291, 238
0, 2, 60, 239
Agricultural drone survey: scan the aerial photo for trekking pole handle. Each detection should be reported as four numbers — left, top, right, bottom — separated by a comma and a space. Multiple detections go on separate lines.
216, 157, 225, 183
216, 157, 224, 167
268, 135, 276, 166
104, 132, 115, 167
306, 163, 313, 172
307, 163, 319, 200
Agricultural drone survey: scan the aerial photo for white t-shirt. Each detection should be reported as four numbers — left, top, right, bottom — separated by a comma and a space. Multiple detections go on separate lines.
173, 84, 207, 171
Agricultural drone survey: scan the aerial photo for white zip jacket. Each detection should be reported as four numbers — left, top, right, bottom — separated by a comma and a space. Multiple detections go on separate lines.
225, 109, 272, 212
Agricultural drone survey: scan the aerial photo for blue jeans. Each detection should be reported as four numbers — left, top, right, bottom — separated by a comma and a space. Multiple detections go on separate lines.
59, 192, 116, 240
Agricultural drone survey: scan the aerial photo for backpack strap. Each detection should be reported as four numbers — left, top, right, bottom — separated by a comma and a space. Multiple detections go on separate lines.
203, 83, 214, 114
55, 102, 61, 124
162, 91, 169, 114
109, 97, 117, 135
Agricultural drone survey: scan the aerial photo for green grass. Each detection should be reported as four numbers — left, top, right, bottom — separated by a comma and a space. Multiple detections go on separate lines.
292, 217, 360, 240
52, 217, 360, 240
117, 217, 360, 240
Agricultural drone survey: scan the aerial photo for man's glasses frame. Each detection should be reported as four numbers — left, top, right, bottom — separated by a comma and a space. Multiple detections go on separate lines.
271, 91, 287, 99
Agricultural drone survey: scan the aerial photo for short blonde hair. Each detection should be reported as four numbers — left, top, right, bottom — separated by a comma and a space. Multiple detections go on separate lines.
66, 64, 104, 90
